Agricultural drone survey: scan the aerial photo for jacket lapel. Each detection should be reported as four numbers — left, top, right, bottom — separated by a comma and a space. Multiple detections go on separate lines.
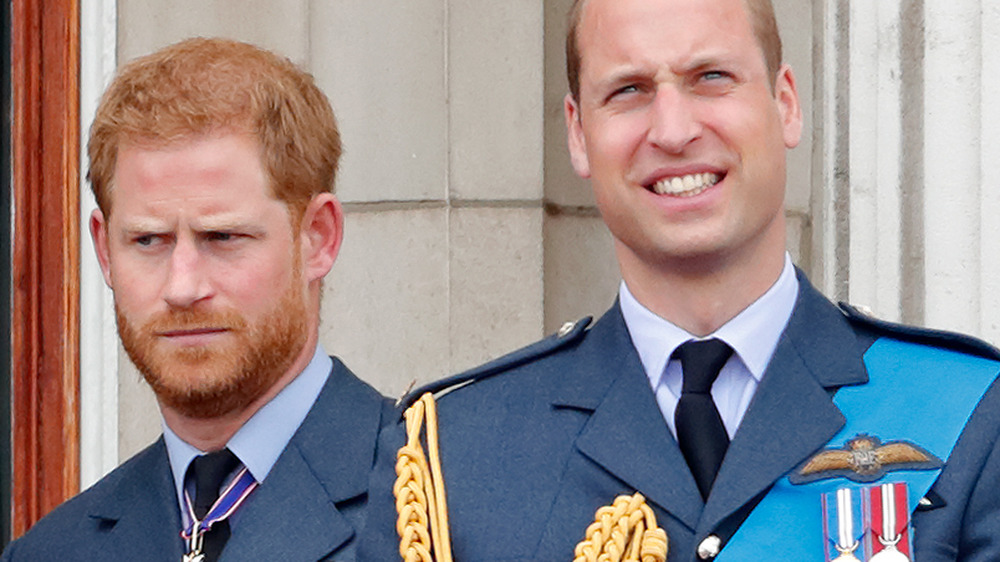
547, 274, 871, 541
221, 443, 354, 561
552, 305, 705, 531
221, 359, 388, 561
700, 272, 869, 533
87, 439, 186, 560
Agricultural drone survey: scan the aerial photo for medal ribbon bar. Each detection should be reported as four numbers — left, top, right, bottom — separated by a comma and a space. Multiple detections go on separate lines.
824, 487, 866, 561
868, 482, 912, 562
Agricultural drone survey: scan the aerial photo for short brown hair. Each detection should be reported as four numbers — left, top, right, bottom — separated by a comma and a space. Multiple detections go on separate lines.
566, 0, 783, 101
88, 37, 341, 219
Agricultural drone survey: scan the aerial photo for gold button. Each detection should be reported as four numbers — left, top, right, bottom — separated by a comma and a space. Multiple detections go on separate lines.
697, 535, 722, 559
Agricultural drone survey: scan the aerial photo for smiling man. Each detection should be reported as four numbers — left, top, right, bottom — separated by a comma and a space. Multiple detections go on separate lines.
2, 38, 392, 562
361, 0, 1000, 560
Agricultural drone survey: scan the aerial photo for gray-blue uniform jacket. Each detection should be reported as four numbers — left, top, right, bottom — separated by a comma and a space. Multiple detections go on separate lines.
2, 359, 394, 562
360, 272, 1000, 561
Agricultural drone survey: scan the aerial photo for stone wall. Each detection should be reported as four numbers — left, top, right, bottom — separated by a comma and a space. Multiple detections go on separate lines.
77, 1, 998, 477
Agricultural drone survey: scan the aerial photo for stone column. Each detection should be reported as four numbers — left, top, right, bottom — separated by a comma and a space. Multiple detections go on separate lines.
813, 0, 1000, 343
79, 0, 118, 491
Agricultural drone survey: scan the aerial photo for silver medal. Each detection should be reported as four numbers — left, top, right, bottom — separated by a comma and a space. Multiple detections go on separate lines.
183, 523, 205, 562
832, 546, 862, 562
870, 544, 910, 562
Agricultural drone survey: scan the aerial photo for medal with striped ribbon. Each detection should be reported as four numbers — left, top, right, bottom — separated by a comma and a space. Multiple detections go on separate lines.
180, 466, 258, 562
823, 487, 865, 562
869, 482, 912, 562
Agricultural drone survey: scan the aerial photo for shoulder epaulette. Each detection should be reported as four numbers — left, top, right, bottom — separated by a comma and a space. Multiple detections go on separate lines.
397, 317, 593, 411
838, 302, 1000, 361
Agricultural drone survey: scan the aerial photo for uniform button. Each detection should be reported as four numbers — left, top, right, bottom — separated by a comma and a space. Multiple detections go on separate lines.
557, 321, 575, 337
697, 535, 722, 559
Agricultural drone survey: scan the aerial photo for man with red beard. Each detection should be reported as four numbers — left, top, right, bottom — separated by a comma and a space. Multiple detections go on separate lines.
3, 38, 392, 562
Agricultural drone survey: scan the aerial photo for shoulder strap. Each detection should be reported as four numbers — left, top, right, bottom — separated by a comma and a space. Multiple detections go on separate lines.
398, 317, 592, 411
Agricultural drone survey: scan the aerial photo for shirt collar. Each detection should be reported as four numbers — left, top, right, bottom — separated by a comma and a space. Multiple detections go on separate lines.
163, 344, 332, 508
620, 253, 799, 387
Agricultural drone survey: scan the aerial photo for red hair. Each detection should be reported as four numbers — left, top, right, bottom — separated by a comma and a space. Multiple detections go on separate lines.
88, 37, 341, 219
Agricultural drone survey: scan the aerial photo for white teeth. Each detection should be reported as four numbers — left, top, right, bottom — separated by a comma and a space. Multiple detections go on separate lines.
652, 173, 720, 197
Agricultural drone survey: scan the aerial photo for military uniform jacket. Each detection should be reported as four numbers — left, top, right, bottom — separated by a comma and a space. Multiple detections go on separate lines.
2, 358, 395, 562
360, 273, 1000, 561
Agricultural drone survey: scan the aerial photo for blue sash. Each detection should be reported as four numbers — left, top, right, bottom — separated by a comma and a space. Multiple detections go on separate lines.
716, 337, 999, 560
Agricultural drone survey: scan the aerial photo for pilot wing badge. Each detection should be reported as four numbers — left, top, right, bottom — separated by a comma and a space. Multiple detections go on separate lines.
791, 434, 943, 485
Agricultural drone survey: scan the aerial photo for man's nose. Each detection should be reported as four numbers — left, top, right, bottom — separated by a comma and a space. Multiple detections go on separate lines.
162, 237, 211, 308
646, 87, 703, 154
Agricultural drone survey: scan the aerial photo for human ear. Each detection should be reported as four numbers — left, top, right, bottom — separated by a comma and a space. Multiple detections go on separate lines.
90, 209, 114, 288
565, 93, 592, 179
774, 64, 803, 149
299, 193, 344, 283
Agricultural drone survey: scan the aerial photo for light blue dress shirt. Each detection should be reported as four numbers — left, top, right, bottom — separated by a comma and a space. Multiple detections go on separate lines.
620, 254, 799, 439
163, 344, 332, 525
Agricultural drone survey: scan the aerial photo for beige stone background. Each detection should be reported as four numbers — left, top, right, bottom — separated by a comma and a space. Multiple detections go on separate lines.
100, 1, 1000, 466
108, 0, 813, 459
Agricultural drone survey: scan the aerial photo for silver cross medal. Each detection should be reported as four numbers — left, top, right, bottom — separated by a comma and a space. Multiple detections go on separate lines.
183, 525, 205, 562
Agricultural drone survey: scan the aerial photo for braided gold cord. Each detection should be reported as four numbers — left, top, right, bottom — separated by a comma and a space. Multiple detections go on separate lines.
573, 493, 668, 562
394, 393, 454, 562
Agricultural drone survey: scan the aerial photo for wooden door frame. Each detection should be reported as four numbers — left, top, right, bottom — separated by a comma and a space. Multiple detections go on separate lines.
10, 0, 81, 537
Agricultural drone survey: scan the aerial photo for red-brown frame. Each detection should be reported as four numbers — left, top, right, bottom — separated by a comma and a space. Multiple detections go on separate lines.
10, 0, 81, 537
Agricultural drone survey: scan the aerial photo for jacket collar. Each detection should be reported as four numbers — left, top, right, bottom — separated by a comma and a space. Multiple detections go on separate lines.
87, 359, 388, 561
86, 439, 187, 559
549, 271, 868, 532
223, 358, 387, 560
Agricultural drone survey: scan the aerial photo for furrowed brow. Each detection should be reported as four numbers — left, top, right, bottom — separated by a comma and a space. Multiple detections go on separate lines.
120, 218, 169, 234
191, 214, 268, 236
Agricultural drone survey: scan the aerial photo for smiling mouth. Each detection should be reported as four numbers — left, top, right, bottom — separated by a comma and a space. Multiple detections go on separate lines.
649, 172, 722, 198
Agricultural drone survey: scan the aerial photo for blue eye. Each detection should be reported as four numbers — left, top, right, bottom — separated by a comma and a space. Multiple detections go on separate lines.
605, 84, 642, 104
207, 232, 233, 242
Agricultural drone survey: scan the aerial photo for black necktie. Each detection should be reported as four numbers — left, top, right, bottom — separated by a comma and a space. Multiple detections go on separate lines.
187, 448, 241, 562
673, 339, 733, 500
